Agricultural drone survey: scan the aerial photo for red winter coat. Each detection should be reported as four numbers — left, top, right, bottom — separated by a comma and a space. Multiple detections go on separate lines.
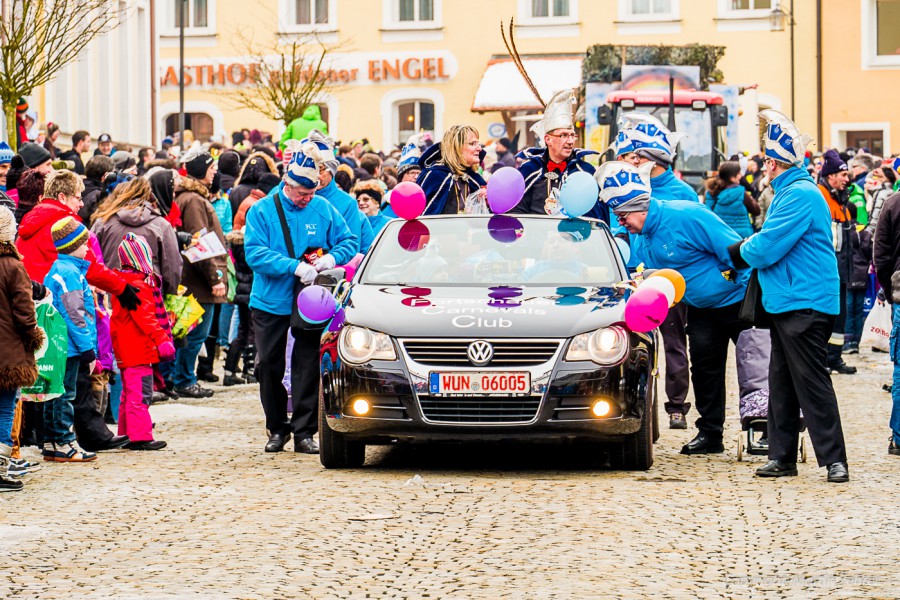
15, 199, 126, 295
110, 271, 170, 368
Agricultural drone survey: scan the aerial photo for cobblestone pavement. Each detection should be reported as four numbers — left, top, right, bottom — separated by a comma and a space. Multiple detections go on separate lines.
2, 350, 899, 599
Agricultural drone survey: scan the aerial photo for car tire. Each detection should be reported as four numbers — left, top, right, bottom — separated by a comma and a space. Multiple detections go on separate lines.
620, 385, 654, 471
318, 390, 366, 469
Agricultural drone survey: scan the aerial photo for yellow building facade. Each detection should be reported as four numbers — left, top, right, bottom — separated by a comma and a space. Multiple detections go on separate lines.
28, 0, 900, 156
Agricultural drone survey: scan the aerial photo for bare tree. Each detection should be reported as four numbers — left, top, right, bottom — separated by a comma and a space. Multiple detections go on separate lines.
224, 31, 344, 132
0, 0, 126, 150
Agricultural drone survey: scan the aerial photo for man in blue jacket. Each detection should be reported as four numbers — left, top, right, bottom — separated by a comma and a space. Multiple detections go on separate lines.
245, 146, 356, 455
610, 125, 697, 430
729, 110, 848, 483
597, 161, 750, 456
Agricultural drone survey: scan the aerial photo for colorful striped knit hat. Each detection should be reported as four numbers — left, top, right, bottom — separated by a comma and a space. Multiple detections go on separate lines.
51, 217, 89, 254
117, 232, 154, 276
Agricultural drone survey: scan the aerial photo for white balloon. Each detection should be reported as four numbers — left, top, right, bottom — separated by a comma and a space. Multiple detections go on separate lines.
640, 275, 676, 307
614, 237, 631, 265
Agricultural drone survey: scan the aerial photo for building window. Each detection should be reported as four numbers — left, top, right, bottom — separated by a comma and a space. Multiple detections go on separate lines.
280, 0, 337, 32
863, 0, 900, 68
396, 101, 434, 147
296, 0, 328, 24
383, 0, 442, 31
164, 0, 216, 35
531, 0, 570, 17
619, 0, 679, 20
728, 0, 770, 9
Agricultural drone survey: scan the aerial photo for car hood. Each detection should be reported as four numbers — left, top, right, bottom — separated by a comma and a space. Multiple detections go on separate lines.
343, 284, 626, 338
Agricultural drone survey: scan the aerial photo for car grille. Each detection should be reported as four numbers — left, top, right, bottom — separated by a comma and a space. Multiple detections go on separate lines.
418, 396, 541, 424
402, 339, 560, 368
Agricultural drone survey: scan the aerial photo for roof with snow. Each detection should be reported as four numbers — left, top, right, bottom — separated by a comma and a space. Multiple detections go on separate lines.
471, 55, 584, 113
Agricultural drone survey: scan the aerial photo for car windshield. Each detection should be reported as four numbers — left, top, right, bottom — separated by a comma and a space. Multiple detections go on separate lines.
360, 216, 622, 287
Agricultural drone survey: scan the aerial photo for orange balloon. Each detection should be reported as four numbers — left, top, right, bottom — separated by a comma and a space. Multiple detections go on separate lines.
649, 269, 685, 304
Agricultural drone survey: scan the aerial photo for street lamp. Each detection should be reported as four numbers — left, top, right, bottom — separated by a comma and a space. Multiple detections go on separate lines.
769, 1, 795, 119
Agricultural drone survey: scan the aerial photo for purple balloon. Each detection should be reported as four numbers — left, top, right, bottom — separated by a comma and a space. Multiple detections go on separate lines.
487, 215, 524, 244
327, 307, 346, 332
297, 285, 337, 324
486, 167, 526, 214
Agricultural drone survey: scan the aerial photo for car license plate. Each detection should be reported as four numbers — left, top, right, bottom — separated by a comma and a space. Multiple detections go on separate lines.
428, 372, 531, 396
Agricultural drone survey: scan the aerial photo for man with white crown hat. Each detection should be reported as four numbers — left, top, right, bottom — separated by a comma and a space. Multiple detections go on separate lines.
244, 144, 356, 455
511, 89, 608, 224
617, 112, 698, 201
396, 133, 425, 184
597, 160, 751, 459
727, 110, 849, 484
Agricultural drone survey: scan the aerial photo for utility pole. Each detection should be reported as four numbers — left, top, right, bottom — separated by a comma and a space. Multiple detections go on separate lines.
178, 0, 185, 150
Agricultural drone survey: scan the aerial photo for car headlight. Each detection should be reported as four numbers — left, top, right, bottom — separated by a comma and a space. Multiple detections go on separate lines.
565, 326, 629, 365
338, 325, 397, 364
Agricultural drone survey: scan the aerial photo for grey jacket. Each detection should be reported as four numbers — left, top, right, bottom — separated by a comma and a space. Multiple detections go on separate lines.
92, 202, 183, 295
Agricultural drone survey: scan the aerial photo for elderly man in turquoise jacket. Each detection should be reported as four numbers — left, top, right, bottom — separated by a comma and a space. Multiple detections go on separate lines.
245, 145, 355, 455
728, 110, 848, 484
597, 161, 749, 457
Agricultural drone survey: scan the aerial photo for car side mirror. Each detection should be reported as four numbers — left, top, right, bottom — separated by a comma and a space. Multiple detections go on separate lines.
597, 105, 613, 125
314, 268, 346, 293
711, 105, 729, 127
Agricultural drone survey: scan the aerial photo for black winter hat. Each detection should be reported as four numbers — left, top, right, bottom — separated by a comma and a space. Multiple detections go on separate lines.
217, 151, 241, 177
184, 151, 214, 179
18, 142, 52, 168
256, 173, 281, 195
820, 149, 848, 178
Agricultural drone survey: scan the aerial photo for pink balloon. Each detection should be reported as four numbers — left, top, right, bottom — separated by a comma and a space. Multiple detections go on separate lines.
391, 182, 427, 220
486, 167, 526, 213
624, 286, 669, 333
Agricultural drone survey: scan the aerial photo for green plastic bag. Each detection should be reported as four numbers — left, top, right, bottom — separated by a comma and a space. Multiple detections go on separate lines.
226, 255, 237, 303
21, 296, 69, 403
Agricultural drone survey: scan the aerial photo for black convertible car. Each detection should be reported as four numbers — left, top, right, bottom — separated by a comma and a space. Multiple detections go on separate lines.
318, 215, 659, 469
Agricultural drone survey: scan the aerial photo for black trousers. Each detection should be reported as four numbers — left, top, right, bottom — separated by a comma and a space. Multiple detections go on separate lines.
197, 303, 221, 376
685, 302, 750, 439
252, 309, 320, 438
224, 304, 256, 373
769, 309, 847, 466
74, 361, 115, 450
826, 284, 847, 367
659, 302, 691, 415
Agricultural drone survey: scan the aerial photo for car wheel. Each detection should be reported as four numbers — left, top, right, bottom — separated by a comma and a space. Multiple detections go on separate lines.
318, 390, 366, 469
620, 391, 654, 471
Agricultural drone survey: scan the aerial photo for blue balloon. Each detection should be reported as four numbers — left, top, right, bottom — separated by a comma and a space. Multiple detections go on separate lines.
615, 237, 631, 264
558, 171, 599, 218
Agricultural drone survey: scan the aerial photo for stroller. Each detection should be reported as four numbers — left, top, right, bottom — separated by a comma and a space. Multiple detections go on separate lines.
734, 328, 807, 463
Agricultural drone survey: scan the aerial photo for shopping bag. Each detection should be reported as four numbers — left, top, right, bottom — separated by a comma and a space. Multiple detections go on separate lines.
164, 290, 206, 339
860, 299, 891, 352
21, 295, 69, 403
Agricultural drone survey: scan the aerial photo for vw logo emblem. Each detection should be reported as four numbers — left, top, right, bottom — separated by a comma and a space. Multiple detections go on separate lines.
467, 340, 493, 367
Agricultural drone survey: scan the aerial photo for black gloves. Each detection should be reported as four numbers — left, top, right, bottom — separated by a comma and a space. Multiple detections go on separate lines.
726, 241, 750, 270
80, 349, 97, 364
176, 231, 194, 251
31, 280, 47, 301
118, 284, 142, 310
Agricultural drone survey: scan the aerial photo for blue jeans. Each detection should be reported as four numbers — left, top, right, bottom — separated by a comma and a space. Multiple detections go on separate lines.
43, 358, 79, 445
0, 388, 17, 447
218, 303, 238, 347
174, 303, 215, 388
845, 288, 866, 346
891, 304, 900, 444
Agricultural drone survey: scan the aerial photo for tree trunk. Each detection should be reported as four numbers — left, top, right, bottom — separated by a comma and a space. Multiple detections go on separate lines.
6, 104, 18, 152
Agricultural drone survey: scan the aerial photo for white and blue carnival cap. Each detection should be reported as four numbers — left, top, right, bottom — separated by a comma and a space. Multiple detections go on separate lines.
618, 112, 685, 166
530, 89, 577, 142
284, 144, 320, 189
759, 109, 812, 167
608, 129, 637, 158
594, 161, 655, 213
300, 130, 339, 175
397, 133, 426, 177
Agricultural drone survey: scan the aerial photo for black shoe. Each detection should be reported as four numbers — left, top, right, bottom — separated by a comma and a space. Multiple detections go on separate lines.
151, 391, 170, 404
826, 462, 849, 483
222, 374, 246, 387
175, 383, 214, 398
828, 362, 857, 375
163, 384, 179, 399
242, 371, 258, 384
125, 440, 167, 451
680, 433, 724, 455
264, 432, 291, 453
889, 438, 900, 456
883, 384, 893, 394
756, 460, 798, 477
197, 372, 220, 383
294, 437, 319, 454
85, 435, 130, 452
757, 436, 769, 450
668, 413, 687, 430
